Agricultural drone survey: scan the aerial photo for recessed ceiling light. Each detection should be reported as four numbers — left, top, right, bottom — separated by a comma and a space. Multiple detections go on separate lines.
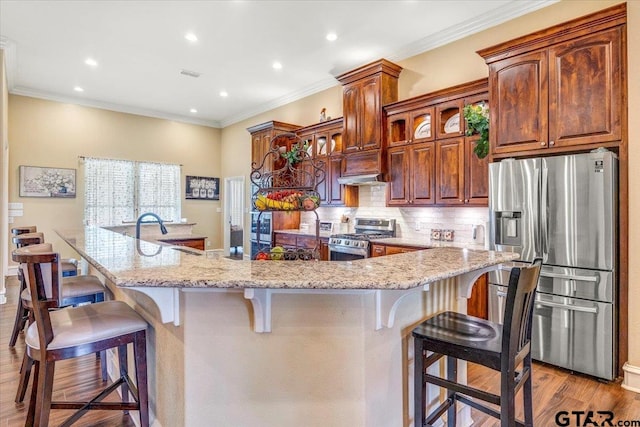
84, 58, 98, 67
219, 91, 228, 98
73, 86, 84, 92
272, 61, 282, 70
326, 32, 338, 41
185, 32, 198, 42
190, 108, 198, 113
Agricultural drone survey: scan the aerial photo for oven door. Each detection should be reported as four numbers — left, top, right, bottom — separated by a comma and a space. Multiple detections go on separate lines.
328, 246, 368, 261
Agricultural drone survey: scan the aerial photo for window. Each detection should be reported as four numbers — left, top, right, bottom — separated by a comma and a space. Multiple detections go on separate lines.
84, 157, 181, 226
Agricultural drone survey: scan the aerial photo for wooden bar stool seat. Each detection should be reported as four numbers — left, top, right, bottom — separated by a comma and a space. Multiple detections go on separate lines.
412, 259, 542, 427
11, 225, 38, 236
13, 246, 150, 427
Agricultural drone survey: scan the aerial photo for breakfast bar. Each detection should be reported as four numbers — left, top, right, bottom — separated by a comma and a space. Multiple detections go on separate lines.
56, 226, 518, 427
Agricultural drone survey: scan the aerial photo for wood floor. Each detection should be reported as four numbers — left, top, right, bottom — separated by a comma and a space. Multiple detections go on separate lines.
2, 275, 640, 426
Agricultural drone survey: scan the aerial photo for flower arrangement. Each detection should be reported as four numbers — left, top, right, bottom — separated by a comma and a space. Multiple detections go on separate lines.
463, 103, 489, 159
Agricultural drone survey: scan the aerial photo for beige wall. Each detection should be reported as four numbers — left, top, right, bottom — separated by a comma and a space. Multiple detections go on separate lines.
7, 96, 223, 262
221, 0, 639, 372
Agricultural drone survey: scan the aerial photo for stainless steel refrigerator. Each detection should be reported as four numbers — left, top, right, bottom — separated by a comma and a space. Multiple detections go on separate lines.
488, 149, 617, 380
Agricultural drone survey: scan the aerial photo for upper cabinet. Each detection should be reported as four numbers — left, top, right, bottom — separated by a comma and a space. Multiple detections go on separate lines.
478, 3, 626, 158
296, 118, 357, 207
247, 121, 301, 173
384, 79, 489, 207
337, 59, 402, 176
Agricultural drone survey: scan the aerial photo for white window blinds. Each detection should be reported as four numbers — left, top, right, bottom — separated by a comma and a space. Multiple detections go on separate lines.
84, 157, 181, 226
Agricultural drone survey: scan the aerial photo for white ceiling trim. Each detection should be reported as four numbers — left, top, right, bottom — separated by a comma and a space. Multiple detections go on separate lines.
386, 0, 560, 63
10, 85, 220, 128
2, 0, 558, 130
220, 0, 559, 128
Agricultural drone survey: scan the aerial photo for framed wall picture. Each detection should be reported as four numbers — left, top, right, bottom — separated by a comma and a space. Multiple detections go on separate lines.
185, 175, 219, 200
19, 165, 76, 198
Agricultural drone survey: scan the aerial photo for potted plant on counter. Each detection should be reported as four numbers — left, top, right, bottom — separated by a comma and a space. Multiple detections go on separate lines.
463, 103, 489, 159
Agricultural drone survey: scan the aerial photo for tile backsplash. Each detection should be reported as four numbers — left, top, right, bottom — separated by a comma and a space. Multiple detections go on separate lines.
300, 184, 489, 246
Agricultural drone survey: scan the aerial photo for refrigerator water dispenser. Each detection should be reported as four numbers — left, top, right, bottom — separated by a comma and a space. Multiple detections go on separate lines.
494, 211, 522, 246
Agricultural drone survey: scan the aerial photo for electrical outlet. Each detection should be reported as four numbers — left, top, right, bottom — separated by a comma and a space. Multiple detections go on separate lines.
442, 230, 455, 242
430, 229, 442, 241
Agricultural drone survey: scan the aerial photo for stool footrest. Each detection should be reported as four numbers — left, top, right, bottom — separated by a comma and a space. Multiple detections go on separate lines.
424, 373, 501, 406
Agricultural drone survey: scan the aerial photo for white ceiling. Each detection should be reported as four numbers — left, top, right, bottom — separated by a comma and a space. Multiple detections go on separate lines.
0, 1, 556, 128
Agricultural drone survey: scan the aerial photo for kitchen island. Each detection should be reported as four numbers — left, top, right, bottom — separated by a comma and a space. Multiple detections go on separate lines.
56, 226, 518, 427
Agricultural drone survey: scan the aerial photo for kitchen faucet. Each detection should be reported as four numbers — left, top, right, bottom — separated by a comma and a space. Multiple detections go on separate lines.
135, 212, 168, 240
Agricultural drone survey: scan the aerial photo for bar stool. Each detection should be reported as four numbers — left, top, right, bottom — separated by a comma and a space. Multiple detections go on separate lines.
11, 240, 107, 404
13, 245, 149, 427
9, 233, 84, 348
412, 259, 542, 427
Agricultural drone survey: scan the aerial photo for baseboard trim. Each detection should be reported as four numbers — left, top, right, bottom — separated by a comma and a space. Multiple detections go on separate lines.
622, 362, 640, 393
7, 265, 18, 276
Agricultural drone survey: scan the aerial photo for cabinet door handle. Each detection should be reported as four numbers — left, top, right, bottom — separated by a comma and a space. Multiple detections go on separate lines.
549, 140, 555, 146
540, 141, 547, 146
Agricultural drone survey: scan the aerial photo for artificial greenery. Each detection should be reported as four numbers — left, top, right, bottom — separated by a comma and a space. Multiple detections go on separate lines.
281, 141, 309, 165
463, 103, 489, 159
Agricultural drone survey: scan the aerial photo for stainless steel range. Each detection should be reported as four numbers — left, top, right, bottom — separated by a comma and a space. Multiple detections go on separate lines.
328, 218, 396, 260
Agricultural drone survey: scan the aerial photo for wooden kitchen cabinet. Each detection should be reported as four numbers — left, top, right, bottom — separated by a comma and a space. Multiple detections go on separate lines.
337, 59, 402, 177
435, 137, 465, 205
387, 142, 435, 206
297, 118, 343, 159
370, 243, 421, 257
465, 135, 489, 205
436, 99, 465, 140
273, 232, 330, 261
296, 119, 357, 207
248, 121, 301, 173
159, 237, 206, 251
479, 7, 625, 157
317, 155, 358, 207
467, 273, 488, 320
387, 106, 435, 147
384, 79, 489, 208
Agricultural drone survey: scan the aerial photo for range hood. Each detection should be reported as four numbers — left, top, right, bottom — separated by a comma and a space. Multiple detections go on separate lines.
337, 173, 384, 186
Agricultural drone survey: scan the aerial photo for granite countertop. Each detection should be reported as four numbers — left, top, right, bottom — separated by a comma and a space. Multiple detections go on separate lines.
55, 227, 518, 291
374, 237, 486, 251
273, 229, 333, 239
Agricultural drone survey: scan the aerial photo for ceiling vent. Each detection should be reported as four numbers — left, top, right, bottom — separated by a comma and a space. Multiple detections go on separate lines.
180, 69, 201, 78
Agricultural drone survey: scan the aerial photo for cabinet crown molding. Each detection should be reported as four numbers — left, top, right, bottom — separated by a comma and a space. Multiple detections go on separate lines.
336, 58, 403, 85
477, 2, 626, 64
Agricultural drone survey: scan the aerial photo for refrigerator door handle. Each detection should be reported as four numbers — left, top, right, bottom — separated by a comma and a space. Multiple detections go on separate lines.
540, 165, 548, 260
496, 290, 508, 298
539, 271, 598, 282
535, 300, 598, 314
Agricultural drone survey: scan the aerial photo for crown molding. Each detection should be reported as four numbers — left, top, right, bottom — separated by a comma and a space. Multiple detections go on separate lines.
219, 76, 338, 128
385, 0, 560, 63
3, 0, 558, 130
10, 86, 221, 128
220, 0, 558, 128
